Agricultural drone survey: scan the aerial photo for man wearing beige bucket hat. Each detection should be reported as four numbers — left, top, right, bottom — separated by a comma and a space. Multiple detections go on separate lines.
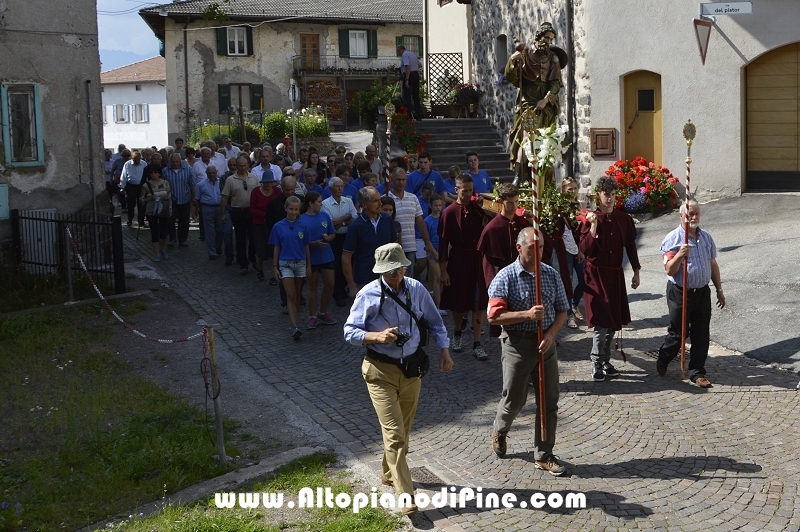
344, 243, 453, 515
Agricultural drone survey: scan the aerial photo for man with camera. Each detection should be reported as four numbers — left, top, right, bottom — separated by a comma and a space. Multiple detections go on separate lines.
344, 243, 453, 515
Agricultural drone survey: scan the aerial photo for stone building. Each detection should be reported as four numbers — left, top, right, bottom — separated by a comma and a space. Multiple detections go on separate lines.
0, 0, 104, 234
140, 0, 423, 143
451, 0, 800, 196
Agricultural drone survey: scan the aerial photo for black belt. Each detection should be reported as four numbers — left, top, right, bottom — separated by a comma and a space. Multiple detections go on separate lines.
671, 283, 709, 293
365, 348, 402, 365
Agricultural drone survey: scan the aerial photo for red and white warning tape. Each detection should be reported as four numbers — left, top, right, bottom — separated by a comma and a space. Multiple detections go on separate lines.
66, 226, 204, 343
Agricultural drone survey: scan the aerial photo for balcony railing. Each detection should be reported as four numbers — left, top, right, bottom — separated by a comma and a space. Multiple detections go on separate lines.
292, 55, 400, 77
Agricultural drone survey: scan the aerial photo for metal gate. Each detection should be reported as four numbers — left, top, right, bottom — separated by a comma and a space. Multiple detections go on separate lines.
427, 53, 464, 105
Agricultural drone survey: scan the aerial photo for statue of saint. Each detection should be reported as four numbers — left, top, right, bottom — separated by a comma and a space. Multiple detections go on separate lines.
505, 22, 567, 184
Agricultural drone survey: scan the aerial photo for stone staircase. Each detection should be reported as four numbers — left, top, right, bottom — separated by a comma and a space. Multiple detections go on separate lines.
414, 118, 515, 184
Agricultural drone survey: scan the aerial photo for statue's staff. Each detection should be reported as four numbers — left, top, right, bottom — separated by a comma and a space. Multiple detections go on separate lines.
523, 111, 547, 441
680, 121, 696, 380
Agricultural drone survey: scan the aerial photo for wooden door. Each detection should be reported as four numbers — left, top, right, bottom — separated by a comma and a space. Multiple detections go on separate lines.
300, 34, 320, 71
623, 71, 662, 164
746, 43, 799, 191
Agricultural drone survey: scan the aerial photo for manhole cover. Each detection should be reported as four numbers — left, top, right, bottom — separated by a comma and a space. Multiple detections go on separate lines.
410, 466, 445, 487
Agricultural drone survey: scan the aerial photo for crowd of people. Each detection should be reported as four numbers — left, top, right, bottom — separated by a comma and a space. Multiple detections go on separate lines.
106, 137, 725, 515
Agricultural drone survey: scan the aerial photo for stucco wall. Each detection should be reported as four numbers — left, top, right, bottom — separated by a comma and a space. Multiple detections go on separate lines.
586, 0, 800, 199
0, 0, 104, 229
163, 19, 422, 145
102, 82, 168, 150
427, 0, 472, 82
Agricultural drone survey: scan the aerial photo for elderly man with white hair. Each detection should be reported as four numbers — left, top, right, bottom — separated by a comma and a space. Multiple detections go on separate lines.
322, 176, 358, 307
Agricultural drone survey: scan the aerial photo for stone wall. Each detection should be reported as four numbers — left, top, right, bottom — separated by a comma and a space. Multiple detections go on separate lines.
470, 0, 591, 187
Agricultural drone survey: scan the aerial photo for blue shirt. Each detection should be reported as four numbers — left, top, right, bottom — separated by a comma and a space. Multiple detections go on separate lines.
417, 196, 430, 218
300, 211, 335, 265
406, 170, 446, 195
120, 159, 146, 187
269, 218, 310, 261
305, 184, 324, 195
424, 215, 440, 251
343, 212, 397, 285
661, 226, 717, 289
194, 177, 222, 206
162, 165, 195, 204
344, 277, 449, 359
322, 183, 359, 206
442, 179, 456, 196
465, 170, 493, 194
351, 178, 365, 190
488, 259, 569, 333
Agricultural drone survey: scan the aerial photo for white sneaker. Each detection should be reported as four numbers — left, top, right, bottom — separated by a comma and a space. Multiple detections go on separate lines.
451, 335, 463, 352
473, 345, 488, 361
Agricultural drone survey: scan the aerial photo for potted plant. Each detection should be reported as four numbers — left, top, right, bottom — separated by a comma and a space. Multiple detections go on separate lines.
446, 82, 483, 117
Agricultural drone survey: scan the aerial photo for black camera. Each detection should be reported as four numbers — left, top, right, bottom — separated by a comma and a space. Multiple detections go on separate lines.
395, 332, 411, 348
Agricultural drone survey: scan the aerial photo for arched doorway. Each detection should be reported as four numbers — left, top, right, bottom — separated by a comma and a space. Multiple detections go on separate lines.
623, 71, 662, 164
746, 42, 799, 191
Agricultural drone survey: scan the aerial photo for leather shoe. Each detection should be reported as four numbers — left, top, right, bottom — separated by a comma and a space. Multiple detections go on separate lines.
380, 475, 393, 487
693, 376, 712, 388
656, 359, 668, 376
492, 429, 507, 458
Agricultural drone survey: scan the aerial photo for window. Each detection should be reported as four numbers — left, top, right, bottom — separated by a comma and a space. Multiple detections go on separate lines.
133, 103, 149, 123
338, 29, 377, 59
496, 34, 508, 68
228, 27, 247, 55
349, 30, 368, 58
135, 84, 141, 91
1, 84, 44, 166
638, 89, 655, 112
103, 105, 107, 124
215, 27, 253, 57
113, 104, 129, 123
396, 35, 423, 57
218, 84, 263, 114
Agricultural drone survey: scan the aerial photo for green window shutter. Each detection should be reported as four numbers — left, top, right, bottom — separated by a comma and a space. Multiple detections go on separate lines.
246, 26, 254, 56
218, 84, 230, 114
338, 29, 350, 58
251, 84, 264, 111
216, 28, 228, 56
417, 36, 424, 56
368, 30, 378, 58
396, 36, 403, 49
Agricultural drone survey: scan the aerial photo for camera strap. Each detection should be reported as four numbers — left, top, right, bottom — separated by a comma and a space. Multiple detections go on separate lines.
378, 279, 421, 356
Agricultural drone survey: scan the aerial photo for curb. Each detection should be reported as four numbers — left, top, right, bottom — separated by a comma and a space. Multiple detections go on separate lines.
0, 290, 152, 321
77, 446, 328, 532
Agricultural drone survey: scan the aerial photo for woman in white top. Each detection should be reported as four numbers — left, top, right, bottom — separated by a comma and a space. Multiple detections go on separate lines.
140, 164, 172, 262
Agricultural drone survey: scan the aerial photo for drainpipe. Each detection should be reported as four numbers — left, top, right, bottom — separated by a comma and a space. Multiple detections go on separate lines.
566, 0, 576, 178
184, 18, 190, 135
85, 79, 98, 221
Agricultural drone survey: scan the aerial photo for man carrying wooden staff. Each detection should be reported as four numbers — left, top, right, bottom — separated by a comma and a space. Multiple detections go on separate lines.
487, 227, 569, 476
656, 201, 725, 387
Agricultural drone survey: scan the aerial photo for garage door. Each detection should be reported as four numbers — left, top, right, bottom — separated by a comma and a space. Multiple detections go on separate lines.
746, 43, 799, 191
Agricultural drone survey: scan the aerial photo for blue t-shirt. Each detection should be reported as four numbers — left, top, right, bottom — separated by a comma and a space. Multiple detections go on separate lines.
306, 184, 324, 195
300, 211, 335, 265
417, 196, 430, 218
268, 218, 309, 261
442, 179, 456, 196
465, 170, 493, 194
351, 178, 365, 190
343, 212, 397, 285
424, 215, 440, 251
322, 183, 359, 206
406, 170, 446, 195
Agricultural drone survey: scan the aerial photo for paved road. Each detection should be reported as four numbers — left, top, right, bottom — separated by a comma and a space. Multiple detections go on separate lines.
121, 194, 800, 531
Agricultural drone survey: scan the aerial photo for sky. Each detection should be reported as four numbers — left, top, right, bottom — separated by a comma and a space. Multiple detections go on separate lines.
97, 0, 162, 71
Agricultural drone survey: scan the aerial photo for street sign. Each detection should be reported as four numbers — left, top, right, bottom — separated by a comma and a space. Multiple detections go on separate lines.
700, 2, 752, 16
694, 18, 713, 65
288, 80, 299, 103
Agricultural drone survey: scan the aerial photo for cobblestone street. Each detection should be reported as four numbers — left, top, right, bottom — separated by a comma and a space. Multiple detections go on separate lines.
121, 216, 800, 532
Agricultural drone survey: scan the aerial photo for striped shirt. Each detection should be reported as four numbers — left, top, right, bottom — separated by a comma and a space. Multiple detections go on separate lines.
487, 259, 569, 333
162, 165, 195, 204
661, 226, 717, 289
388, 190, 423, 253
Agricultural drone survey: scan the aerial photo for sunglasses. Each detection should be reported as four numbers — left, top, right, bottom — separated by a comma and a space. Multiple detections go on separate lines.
241, 179, 248, 191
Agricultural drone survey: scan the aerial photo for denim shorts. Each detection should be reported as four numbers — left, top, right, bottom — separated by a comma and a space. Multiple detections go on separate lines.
279, 259, 306, 278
